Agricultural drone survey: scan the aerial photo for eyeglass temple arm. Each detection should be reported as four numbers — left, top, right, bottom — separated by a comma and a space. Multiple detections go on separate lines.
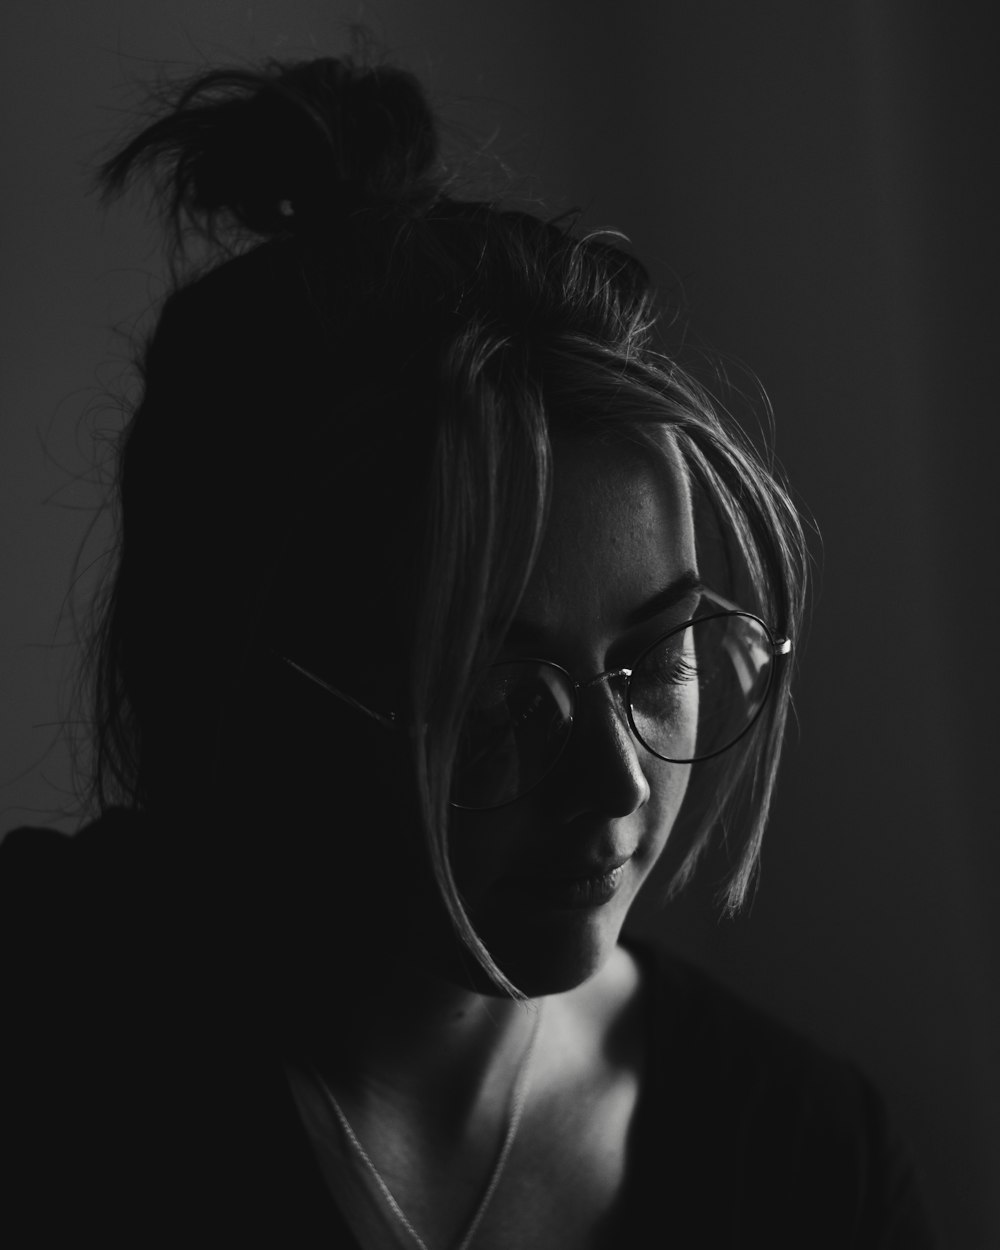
697, 589, 792, 657
278, 625, 789, 726
278, 656, 397, 729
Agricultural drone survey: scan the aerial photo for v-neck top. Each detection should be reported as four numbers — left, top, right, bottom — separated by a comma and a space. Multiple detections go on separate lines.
1, 810, 934, 1247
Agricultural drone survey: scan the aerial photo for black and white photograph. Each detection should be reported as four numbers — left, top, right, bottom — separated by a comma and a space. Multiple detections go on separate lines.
2, 3, 996, 1246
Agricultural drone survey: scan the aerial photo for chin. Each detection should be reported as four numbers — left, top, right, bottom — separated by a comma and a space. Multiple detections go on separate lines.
460, 894, 632, 999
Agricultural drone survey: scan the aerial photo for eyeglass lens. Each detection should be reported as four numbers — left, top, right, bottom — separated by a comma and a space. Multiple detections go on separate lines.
451, 613, 776, 811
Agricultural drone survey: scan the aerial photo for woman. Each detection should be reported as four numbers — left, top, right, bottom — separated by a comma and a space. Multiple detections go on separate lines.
2, 57, 932, 1247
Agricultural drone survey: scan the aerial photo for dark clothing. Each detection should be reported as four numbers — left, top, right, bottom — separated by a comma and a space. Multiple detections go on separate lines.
1, 810, 933, 1247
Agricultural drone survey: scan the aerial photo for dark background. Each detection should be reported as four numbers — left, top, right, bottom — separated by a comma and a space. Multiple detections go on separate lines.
2, 2, 997, 1244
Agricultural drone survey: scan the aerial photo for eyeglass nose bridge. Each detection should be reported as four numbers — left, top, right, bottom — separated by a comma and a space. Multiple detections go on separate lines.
577, 666, 633, 692
575, 665, 637, 715
571, 667, 643, 761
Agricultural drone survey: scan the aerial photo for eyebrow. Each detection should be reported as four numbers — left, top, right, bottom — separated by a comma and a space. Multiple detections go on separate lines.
505, 569, 703, 647
622, 569, 703, 628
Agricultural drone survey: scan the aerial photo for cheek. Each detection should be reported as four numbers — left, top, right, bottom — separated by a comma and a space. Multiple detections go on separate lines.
642, 757, 691, 852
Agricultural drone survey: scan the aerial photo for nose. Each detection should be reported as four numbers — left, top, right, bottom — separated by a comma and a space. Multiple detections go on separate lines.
563, 672, 650, 818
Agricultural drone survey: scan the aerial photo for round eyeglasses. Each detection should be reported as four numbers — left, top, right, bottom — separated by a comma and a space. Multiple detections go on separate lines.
279, 591, 790, 812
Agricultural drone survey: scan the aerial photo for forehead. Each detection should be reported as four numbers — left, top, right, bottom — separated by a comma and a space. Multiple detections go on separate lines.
517, 433, 697, 639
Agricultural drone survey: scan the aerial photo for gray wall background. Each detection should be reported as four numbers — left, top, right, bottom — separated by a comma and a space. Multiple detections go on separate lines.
2, 2, 997, 1244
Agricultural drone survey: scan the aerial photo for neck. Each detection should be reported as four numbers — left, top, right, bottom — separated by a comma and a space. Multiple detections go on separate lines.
296, 948, 539, 1146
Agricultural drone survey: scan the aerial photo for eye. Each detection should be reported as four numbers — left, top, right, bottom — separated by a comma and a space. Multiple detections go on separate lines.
630, 630, 699, 719
649, 629, 696, 676
510, 687, 547, 727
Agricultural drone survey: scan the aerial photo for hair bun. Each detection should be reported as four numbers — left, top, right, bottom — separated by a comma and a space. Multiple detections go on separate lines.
100, 57, 441, 240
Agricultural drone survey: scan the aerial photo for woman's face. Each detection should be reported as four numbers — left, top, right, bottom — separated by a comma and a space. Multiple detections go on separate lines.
449, 434, 699, 996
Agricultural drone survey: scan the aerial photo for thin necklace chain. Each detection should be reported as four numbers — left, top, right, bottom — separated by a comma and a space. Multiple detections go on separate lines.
310, 1004, 544, 1250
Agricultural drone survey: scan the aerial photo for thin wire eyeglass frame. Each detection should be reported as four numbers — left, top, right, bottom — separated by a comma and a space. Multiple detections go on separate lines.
277, 597, 791, 812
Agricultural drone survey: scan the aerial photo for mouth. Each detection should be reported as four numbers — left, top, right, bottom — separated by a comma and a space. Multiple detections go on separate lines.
513, 854, 633, 911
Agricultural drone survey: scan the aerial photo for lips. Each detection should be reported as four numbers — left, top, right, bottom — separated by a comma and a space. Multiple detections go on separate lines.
542, 851, 633, 883
511, 852, 634, 910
